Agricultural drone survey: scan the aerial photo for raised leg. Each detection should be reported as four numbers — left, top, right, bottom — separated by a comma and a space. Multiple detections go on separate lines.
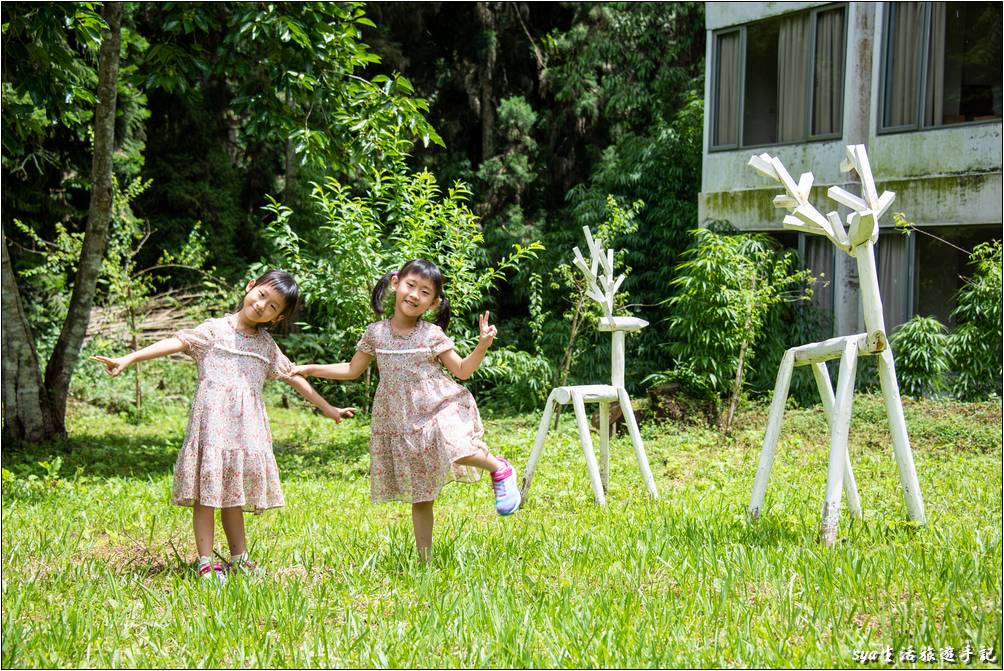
811, 362, 862, 519
616, 388, 657, 499
820, 340, 859, 546
749, 349, 796, 519
521, 389, 559, 500
599, 401, 610, 492
877, 347, 926, 524
571, 391, 606, 505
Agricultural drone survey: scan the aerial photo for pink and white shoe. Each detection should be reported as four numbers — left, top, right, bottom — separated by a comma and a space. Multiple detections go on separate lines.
491, 457, 521, 516
198, 562, 227, 585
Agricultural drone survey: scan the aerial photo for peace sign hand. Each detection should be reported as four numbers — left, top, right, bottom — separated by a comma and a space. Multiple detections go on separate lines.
478, 310, 497, 349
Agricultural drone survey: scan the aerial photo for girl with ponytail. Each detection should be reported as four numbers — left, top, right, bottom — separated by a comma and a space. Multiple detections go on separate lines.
292, 259, 520, 560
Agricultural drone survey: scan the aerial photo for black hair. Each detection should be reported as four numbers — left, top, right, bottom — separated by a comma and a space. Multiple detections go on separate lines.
371, 259, 452, 330
236, 269, 300, 335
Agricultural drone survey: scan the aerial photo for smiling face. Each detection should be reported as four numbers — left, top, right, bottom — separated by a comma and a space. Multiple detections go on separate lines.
391, 271, 440, 320
241, 280, 289, 326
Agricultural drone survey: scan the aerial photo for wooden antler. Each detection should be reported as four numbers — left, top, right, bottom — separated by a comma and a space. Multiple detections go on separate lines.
748, 152, 850, 251
572, 226, 625, 323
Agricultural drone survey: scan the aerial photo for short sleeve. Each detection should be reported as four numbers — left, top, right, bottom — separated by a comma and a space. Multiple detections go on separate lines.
429, 324, 455, 356
176, 319, 215, 362
266, 336, 294, 381
356, 324, 377, 355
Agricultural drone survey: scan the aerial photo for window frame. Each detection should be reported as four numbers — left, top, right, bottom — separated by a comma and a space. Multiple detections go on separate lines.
878, 1, 1004, 135
709, 3, 848, 152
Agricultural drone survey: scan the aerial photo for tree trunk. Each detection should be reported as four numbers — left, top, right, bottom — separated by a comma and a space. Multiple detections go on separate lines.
283, 87, 298, 202
1, 231, 60, 443
476, 2, 497, 161
43, 2, 123, 424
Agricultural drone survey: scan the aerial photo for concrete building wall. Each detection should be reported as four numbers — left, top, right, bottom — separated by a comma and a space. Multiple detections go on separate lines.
700, 2, 1003, 336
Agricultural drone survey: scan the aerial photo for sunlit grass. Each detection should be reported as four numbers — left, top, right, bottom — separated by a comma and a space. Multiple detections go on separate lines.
2, 395, 1001, 667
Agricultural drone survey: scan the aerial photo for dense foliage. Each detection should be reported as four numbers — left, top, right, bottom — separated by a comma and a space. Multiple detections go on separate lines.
948, 240, 1003, 401
3, 1, 1001, 437
890, 316, 951, 399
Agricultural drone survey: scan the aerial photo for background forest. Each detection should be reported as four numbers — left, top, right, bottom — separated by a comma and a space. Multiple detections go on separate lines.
2, 2, 999, 443
2, 5, 1001, 667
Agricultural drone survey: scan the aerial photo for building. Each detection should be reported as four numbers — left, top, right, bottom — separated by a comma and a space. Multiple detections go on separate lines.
700, 2, 1002, 337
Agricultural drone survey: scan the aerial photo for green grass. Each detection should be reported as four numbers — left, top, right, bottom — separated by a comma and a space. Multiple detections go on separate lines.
2, 395, 1001, 667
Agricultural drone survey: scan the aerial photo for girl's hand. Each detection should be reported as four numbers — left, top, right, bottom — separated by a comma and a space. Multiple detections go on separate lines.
90, 355, 130, 377
322, 405, 356, 423
478, 311, 498, 349
290, 364, 313, 378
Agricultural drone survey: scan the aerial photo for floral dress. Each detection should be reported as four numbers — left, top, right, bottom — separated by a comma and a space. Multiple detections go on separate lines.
171, 316, 291, 511
357, 320, 489, 503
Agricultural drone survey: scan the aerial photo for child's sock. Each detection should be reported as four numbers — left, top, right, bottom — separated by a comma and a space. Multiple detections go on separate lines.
198, 555, 213, 571
230, 551, 247, 564
491, 458, 513, 481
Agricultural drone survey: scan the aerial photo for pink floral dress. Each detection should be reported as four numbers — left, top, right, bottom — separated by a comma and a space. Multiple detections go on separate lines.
171, 316, 291, 511
357, 320, 489, 503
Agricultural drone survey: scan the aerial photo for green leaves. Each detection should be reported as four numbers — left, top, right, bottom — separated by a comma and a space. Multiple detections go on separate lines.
948, 240, 1003, 400
256, 168, 543, 406
890, 316, 951, 398
665, 229, 813, 397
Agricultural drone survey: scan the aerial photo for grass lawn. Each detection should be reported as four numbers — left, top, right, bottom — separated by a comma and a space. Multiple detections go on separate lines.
2, 394, 1001, 667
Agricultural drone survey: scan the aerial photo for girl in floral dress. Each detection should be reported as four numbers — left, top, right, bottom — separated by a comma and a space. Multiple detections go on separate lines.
92, 270, 354, 583
292, 259, 520, 560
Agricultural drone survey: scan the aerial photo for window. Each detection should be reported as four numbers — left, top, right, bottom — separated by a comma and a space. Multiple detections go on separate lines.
913, 225, 1000, 327
881, 2, 1003, 132
711, 6, 846, 150
799, 234, 835, 327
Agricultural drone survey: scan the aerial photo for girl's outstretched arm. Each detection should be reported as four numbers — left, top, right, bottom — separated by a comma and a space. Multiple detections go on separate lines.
439, 311, 497, 380
291, 350, 373, 381
90, 337, 187, 377
283, 374, 355, 423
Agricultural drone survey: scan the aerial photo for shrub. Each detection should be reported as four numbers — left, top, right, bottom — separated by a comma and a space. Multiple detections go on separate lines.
948, 240, 1003, 400
889, 316, 950, 398
663, 228, 812, 430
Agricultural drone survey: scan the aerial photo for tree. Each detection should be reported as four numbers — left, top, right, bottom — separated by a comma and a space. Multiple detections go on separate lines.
42, 1, 123, 430
2, 229, 57, 441
2, 2, 121, 442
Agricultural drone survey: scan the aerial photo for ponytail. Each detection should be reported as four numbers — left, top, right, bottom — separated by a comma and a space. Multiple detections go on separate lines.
434, 296, 452, 331
371, 271, 395, 316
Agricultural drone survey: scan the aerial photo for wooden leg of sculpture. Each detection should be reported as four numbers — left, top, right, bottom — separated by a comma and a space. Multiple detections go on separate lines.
599, 401, 610, 493
521, 390, 559, 501
877, 347, 927, 524
571, 391, 606, 505
811, 362, 862, 519
749, 349, 796, 519
617, 387, 657, 499
820, 340, 859, 547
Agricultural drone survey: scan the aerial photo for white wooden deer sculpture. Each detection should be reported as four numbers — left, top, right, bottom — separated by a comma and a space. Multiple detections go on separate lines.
520, 226, 658, 505
747, 144, 926, 546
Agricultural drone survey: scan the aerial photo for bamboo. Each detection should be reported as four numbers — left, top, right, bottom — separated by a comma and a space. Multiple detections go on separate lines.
599, 401, 610, 492
618, 387, 658, 498
812, 362, 861, 518
749, 349, 796, 519
877, 347, 927, 523
521, 390, 558, 500
854, 240, 886, 336
792, 333, 873, 365
571, 391, 606, 505
611, 331, 625, 389
820, 339, 859, 546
